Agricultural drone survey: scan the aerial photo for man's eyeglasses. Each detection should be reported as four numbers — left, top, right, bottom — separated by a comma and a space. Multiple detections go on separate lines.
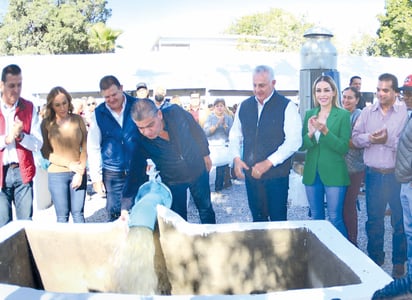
87, 102, 97, 106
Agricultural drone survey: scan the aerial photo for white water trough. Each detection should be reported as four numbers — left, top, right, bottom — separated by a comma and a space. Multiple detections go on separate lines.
0, 205, 392, 299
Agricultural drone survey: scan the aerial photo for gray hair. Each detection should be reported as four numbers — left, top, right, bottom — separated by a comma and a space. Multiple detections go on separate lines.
131, 98, 159, 122
253, 65, 275, 81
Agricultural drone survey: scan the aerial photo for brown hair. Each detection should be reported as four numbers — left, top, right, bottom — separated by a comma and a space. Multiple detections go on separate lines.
44, 86, 74, 121
213, 98, 226, 106
312, 75, 340, 107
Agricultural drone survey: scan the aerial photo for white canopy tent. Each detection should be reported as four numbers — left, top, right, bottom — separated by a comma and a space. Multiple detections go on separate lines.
0, 50, 411, 107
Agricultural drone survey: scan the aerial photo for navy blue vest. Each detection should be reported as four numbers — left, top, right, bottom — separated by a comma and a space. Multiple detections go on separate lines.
95, 94, 139, 173
239, 92, 292, 178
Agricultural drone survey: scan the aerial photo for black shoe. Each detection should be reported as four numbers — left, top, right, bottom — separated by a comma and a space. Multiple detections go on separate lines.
108, 213, 120, 222
372, 276, 412, 299
230, 168, 237, 180
223, 180, 232, 188
392, 264, 406, 279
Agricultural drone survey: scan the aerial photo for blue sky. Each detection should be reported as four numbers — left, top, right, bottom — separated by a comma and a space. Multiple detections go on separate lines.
106, 0, 386, 52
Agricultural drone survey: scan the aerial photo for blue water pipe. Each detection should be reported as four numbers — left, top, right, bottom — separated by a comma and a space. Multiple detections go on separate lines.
128, 160, 172, 230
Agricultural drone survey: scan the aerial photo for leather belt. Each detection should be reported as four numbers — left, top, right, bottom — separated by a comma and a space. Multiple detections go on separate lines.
370, 167, 395, 174
4, 163, 19, 169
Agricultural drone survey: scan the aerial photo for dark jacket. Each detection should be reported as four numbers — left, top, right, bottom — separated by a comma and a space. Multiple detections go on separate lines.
131, 104, 209, 186
238, 92, 291, 178
395, 118, 412, 183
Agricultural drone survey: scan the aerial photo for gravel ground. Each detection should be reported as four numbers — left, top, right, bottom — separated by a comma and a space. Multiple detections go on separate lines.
32, 169, 394, 278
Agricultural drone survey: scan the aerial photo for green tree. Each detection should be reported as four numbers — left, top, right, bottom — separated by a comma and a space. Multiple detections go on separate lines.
347, 33, 377, 56
88, 22, 122, 53
0, 0, 119, 55
370, 0, 412, 58
225, 8, 314, 52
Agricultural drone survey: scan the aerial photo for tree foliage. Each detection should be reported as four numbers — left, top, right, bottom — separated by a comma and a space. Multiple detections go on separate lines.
0, 0, 121, 55
88, 22, 122, 53
346, 33, 377, 56
370, 0, 412, 58
225, 8, 314, 52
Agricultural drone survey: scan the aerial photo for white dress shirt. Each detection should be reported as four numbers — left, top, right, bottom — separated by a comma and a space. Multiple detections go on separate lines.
87, 98, 126, 183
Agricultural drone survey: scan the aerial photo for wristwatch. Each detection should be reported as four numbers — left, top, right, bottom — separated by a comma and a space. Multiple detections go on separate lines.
15, 132, 24, 142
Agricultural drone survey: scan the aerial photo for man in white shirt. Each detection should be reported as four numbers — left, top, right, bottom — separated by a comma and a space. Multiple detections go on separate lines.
0, 64, 43, 227
229, 65, 302, 222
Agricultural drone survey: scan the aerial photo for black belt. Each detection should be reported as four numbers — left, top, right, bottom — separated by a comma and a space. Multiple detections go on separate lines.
370, 167, 395, 174
4, 163, 19, 169
103, 169, 128, 177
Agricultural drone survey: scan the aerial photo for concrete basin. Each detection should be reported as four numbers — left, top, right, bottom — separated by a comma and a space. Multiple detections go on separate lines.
0, 205, 392, 299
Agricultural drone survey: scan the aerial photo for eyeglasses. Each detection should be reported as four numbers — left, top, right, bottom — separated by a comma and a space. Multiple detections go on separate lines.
87, 102, 97, 106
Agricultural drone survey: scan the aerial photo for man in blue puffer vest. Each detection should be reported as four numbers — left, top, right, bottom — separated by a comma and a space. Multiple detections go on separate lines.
87, 75, 147, 221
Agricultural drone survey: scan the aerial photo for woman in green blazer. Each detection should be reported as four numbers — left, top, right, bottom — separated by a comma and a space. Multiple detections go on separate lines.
301, 75, 351, 236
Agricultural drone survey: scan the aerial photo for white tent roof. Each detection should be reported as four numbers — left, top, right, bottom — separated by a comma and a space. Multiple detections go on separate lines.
0, 51, 411, 102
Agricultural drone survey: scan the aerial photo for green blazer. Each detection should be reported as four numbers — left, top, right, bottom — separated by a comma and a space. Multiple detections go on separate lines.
301, 106, 351, 186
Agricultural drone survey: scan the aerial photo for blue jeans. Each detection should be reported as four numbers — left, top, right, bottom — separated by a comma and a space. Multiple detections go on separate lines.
365, 167, 406, 265
168, 170, 216, 224
245, 175, 289, 222
305, 172, 347, 236
103, 169, 127, 221
400, 182, 412, 275
0, 166, 33, 227
48, 172, 86, 223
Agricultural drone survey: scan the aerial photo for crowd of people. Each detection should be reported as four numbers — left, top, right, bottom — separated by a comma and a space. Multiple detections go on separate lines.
1, 62, 412, 295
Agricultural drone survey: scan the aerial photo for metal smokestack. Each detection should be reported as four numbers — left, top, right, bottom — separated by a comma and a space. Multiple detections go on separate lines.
299, 27, 340, 120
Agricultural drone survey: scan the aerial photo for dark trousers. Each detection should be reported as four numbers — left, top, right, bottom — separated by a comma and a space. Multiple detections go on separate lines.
168, 170, 216, 224
245, 175, 289, 222
103, 169, 127, 221
343, 170, 364, 246
215, 165, 226, 191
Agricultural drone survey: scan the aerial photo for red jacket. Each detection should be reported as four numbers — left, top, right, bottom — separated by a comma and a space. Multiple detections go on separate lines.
0, 98, 36, 187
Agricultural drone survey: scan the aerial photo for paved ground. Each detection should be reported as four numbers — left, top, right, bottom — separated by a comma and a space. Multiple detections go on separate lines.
32, 170, 394, 278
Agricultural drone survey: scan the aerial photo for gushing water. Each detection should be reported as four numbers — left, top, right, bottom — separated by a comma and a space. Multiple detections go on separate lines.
111, 226, 158, 294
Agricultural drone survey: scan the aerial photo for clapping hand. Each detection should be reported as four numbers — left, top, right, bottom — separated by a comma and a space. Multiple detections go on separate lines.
217, 117, 224, 126
369, 127, 388, 144
308, 116, 328, 135
5, 116, 23, 144
308, 116, 317, 136
12, 116, 23, 137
